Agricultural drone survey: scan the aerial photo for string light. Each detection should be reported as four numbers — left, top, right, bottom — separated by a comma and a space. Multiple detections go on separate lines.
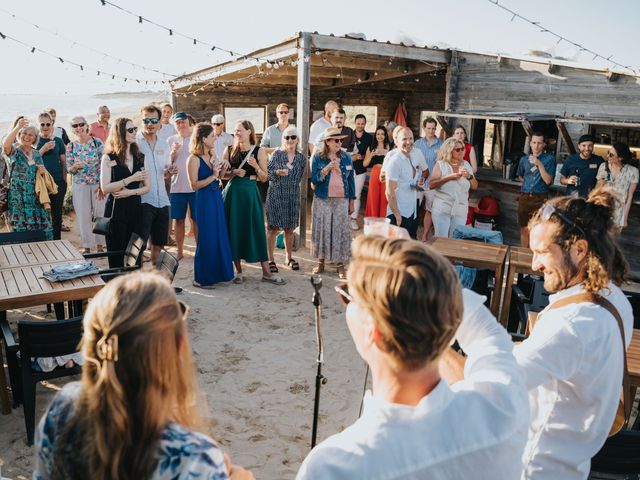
486, 0, 637, 75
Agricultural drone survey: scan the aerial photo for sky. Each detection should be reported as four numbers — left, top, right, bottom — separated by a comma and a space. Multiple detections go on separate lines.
0, 0, 637, 95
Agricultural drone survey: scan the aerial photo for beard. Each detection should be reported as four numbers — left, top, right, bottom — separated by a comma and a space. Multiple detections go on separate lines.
542, 250, 580, 293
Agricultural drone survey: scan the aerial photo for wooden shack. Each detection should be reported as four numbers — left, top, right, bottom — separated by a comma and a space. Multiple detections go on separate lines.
172, 32, 640, 274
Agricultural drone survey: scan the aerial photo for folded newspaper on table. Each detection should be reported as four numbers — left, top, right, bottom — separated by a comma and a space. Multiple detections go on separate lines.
41, 261, 99, 282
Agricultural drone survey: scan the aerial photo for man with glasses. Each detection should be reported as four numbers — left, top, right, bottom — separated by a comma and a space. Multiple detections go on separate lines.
89, 105, 111, 143
211, 114, 233, 161
297, 235, 529, 479
559, 134, 604, 198
261, 103, 294, 155
513, 190, 633, 478
136, 104, 172, 264
516, 132, 556, 248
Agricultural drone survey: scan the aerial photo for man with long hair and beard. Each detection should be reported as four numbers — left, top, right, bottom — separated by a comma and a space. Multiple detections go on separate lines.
514, 186, 633, 479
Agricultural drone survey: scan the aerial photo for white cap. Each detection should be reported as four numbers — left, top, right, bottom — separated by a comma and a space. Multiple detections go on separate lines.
211, 114, 224, 123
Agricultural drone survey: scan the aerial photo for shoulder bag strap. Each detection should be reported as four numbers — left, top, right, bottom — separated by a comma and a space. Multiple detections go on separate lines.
538, 292, 631, 425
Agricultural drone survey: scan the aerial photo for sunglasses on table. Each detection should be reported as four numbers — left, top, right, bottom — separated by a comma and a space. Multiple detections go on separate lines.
540, 203, 586, 237
126, 127, 138, 134
335, 283, 353, 306
40, 123, 52, 127
142, 118, 160, 125
71, 122, 86, 129
283, 135, 297, 140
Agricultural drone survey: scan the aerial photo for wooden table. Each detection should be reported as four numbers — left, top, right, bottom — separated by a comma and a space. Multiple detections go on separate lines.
628, 330, 640, 389
0, 239, 104, 414
428, 237, 509, 318
499, 246, 537, 327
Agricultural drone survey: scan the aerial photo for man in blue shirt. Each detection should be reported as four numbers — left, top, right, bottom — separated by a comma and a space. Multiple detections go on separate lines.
414, 117, 443, 240
516, 133, 556, 247
559, 134, 604, 198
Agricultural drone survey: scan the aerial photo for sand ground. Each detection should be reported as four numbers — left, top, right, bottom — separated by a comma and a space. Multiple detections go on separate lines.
0, 213, 367, 479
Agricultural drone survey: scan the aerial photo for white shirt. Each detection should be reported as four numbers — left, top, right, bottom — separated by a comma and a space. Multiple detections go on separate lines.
432, 160, 474, 217
157, 123, 177, 144
384, 148, 427, 218
167, 133, 193, 194
514, 282, 633, 480
297, 289, 529, 480
308, 117, 331, 146
136, 132, 171, 208
213, 132, 234, 162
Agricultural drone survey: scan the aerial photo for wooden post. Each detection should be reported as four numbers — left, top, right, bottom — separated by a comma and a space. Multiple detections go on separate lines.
556, 120, 576, 155
297, 33, 312, 248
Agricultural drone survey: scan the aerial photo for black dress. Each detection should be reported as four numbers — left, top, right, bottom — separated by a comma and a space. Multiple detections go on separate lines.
104, 153, 144, 267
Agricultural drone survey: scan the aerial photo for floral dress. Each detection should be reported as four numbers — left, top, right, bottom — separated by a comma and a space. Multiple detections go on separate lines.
6, 146, 53, 239
596, 163, 640, 228
34, 382, 229, 479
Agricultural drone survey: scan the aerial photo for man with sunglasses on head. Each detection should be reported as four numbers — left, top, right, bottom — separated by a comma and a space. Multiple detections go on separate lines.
297, 235, 529, 479
211, 114, 234, 161
136, 104, 172, 265
261, 103, 294, 155
510, 188, 633, 479
516, 132, 556, 248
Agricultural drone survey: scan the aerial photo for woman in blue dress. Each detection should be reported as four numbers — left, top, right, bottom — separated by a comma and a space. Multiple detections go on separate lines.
186, 123, 234, 288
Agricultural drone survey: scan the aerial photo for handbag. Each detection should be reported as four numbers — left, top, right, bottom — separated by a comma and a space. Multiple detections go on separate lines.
92, 165, 118, 235
0, 159, 16, 214
528, 292, 631, 437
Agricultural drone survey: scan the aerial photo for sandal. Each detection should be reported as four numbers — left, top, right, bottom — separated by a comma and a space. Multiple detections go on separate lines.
337, 263, 347, 280
268, 261, 279, 273
287, 258, 300, 271
61, 224, 71, 232
312, 262, 325, 274
232, 274, 244, 284
262, 275, 286, 285
192, 281, 215, 290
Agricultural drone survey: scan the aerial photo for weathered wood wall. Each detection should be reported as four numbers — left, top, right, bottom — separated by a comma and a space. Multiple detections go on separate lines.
452, 52, 640, 123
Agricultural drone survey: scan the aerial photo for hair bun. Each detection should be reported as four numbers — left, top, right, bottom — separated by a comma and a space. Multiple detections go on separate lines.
587, 186, 621, 212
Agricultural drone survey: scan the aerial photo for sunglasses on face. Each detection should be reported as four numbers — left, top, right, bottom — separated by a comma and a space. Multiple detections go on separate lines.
213, 122, 223, 126
453, 147, 465, 152
335, 283, 352, 306
71, 122, 86, 129
277, 111, 289, 115
40, 123, 51, 127
284, 135, 297, 140
328, 138, 342, 144
143, 118, 160, 125
540, 203, 586, 237
607, 151, 617, 158
126, 127, 138, 134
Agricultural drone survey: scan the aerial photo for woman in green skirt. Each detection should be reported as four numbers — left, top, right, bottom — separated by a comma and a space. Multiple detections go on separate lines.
222, 120, 285, 285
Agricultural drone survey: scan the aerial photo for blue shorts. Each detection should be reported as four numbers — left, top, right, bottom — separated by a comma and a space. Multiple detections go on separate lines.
170, 192, 197, 220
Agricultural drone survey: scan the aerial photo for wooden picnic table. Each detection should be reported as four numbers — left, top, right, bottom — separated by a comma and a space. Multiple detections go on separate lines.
428, 237, 509, 319
499, 246, 536, 327
0, 239, 104, 414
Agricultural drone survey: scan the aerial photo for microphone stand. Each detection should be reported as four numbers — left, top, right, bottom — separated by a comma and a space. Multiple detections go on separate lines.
310, 274, 327, 449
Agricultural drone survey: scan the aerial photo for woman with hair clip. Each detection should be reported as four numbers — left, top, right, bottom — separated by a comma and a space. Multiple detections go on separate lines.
363, 125, 390, 218
187, 122, 234, 288
34, 271, 254, 479
596, 142, 639, 231
100, 118, 150, 268
452, 125, 478, 173
222, 120, 285, 285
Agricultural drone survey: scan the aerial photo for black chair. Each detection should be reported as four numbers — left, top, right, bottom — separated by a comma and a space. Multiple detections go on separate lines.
0, 316, 83, 445
508, 275, 550, 334
84, 233, 145, 281
0, 229, 47, 245
156, 250, 179, 282
591, 430, 640, 477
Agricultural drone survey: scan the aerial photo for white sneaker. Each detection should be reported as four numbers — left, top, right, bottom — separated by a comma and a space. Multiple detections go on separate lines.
350, 219, 359, 230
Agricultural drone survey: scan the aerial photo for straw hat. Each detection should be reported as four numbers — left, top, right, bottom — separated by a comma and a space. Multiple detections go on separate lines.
322, 127, 347, 142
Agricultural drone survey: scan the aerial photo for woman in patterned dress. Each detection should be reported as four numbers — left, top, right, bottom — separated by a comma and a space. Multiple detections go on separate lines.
34, 271, 254, 480
2, 118, 53, 239
66, 115, 106, 253
596, 142, 639, 231
265, 126, 305, 272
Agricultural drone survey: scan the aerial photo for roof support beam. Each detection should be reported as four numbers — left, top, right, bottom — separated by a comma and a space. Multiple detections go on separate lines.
297, 33, 311, 248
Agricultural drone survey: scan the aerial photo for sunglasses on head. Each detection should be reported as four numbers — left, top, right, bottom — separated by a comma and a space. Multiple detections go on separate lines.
540, 203, 586, 237
277, 111, 289, 115
284, 135, 297, 140
142, 118, 160, 125
335, 283, 352, 306
71, 122, 86, 129
40, 122, 51, 127
126, 126, 138, 134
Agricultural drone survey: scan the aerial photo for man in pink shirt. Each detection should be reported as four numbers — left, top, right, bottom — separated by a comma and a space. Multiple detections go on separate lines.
89, 105, 111, 143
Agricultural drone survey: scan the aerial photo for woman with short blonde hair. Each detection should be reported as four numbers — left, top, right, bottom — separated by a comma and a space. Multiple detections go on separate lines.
429, 137, 477, 237
34, 271, 253, 479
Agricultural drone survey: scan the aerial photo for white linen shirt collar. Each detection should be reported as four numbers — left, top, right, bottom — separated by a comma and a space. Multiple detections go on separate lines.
136, 132, 171, 208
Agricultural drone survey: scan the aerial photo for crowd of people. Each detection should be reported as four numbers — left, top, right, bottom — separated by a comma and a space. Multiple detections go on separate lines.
0, 99, 637, 479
